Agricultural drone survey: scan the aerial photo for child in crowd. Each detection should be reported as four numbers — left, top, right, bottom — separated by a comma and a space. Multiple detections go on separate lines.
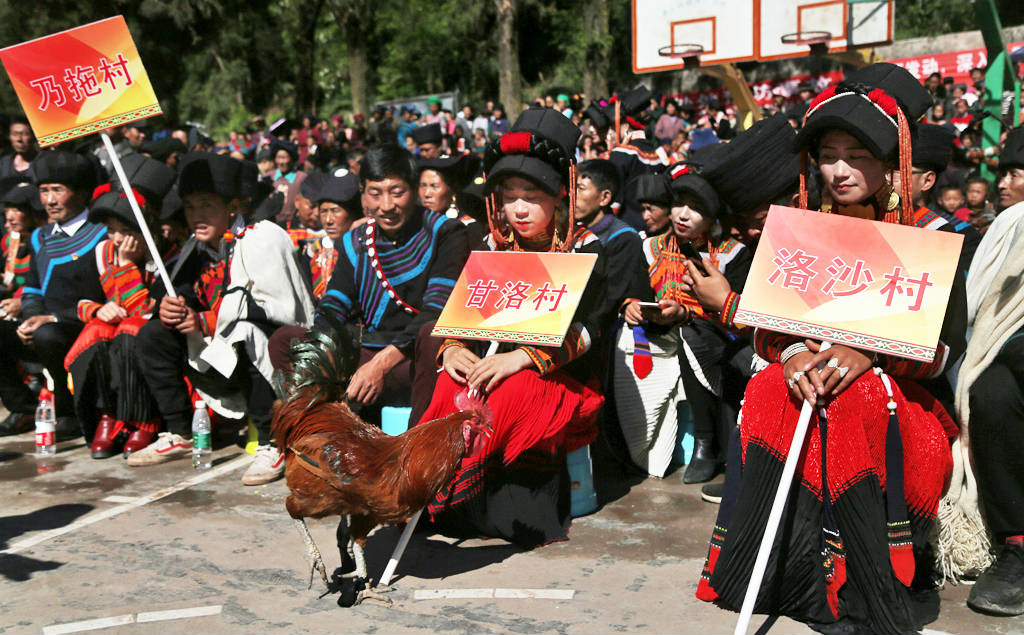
938, 184, 970, 221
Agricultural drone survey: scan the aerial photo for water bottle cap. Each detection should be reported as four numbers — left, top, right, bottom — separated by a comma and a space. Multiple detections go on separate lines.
38, 388, 52, 401
195, 400, 206, 409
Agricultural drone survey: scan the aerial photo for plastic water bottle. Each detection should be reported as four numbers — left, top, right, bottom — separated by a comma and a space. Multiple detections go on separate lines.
191, 400, 212, 470
34, 389, 56, 456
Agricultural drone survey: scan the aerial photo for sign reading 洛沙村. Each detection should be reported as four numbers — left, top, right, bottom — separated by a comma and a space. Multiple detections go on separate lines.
734, 205, 963, 363
0, 16, 161, 147
433, 251, 598, 346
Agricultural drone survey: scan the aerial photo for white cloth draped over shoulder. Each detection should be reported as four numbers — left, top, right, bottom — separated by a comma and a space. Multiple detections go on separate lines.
188, 220, 316, 417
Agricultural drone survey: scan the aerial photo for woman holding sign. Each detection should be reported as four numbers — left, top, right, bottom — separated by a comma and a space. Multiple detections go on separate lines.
418, 108, 608, 547
696, 64, 967, 634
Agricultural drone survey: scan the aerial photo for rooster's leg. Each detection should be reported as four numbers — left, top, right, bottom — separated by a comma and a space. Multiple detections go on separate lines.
351, 538, 394, 606
293, 518, 330, 590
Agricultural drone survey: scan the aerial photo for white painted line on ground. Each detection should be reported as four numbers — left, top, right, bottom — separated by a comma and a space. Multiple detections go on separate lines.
2, 455, 250, 555
136, 604, 223, 623
414, 588, 575, 600
100, 495, 139, 504
42, 614, 134, 635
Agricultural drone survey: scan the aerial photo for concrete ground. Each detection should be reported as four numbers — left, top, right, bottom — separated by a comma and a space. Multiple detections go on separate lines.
0, 422, 1020, 635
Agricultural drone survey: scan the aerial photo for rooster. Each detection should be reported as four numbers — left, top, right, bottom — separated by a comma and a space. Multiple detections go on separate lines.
271, 322, 491, 606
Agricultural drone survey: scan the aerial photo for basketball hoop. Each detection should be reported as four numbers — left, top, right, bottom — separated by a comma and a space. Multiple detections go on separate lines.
781, 31, 833, 56
658, 43, 704, 70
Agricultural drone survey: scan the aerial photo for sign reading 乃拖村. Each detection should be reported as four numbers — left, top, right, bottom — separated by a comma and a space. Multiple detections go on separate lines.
734, 205, 963, 363
0, 16, 161, 147
433, 251, 598, 346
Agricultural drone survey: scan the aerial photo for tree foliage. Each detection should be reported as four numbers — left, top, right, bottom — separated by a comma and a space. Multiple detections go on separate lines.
0, 1, 1019, 136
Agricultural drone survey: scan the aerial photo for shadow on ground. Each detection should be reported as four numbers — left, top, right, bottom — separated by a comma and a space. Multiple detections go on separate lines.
0, 503, 93, 581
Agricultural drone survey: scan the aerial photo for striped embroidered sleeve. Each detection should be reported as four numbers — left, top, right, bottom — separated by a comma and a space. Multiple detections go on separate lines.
519, 322, 591, 375
878, 341, 949, 379
76, 300, 102, 322
197, 309, 218, 336
715, 292, 745, 330
753, 328, 802, 363
109, 264, 152, 316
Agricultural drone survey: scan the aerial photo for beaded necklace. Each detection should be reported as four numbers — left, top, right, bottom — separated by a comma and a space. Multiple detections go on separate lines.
364, 219, 419, 315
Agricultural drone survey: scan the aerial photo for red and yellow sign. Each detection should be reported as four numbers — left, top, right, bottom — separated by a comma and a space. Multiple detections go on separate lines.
735, 205, 963, 362
0, 16, 161, 147
433, 251, 598, 346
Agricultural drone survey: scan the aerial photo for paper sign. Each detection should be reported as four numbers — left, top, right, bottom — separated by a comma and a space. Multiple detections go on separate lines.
432, 251, 598, 346
0, 16, 161, 147
734, 205, 963, 362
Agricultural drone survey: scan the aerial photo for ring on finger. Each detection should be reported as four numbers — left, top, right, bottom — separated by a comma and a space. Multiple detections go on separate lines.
827, 358, 839, 368
838, 366, 850, 379
791, 370, 805, 383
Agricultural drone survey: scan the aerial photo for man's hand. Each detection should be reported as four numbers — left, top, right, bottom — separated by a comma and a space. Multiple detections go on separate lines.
623, 301, 644, 326
650, 299, 686, 325
16, 314, 56, 346
0, 297, 22, 320
174, 307, 203, 334
346, 345, 405, 405
159, 296, 188, 328
96, 302, 128, 324
684, 257, 732, 314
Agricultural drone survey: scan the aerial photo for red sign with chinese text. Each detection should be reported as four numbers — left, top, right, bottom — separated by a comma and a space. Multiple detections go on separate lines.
432, 251, 598, 346
0, 16, 161, 147
735, 206, 963, 362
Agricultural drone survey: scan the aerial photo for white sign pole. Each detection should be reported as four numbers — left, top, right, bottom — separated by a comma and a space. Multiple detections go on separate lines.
100, 132, 176, 298
733, 399, 815, 635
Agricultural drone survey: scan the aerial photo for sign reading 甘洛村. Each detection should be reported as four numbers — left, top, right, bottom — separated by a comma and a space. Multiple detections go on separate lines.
433, 251, 598, 346
735, 205, 963, 363
0, 15, 161, 147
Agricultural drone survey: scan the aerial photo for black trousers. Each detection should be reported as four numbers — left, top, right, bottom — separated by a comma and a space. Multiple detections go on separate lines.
969, 330, 1024, 537
0, 319, 82, 417
135, 320, 276, 443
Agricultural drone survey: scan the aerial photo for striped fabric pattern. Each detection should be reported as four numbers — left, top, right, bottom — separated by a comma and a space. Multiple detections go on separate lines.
76, 241, 155, 321
22, 222, 107, 305
306, 237, 338, 300
2, 232, 31, 293
321, 211, 449, 330
194, 257, 230, 336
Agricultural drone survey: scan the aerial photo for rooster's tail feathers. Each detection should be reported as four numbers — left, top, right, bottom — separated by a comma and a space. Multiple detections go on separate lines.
284, 314, 360, 409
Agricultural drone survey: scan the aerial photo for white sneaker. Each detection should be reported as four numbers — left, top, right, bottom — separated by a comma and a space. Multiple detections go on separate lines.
241, 444, 285, 485
126, 432, 193, 466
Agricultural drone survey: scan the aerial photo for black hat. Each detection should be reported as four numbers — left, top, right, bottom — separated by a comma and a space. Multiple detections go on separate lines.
251, 191, 284, 223
299, 171, 328, 201
665, 163, 721, 219
141, 137, 186, 162
235, 160, 260, 200
999, 128, 1024, 171
187, 127, 214, 151
632, 173, 672, 208
583, 100, 612, 130
794, 63, 930, 160
33, 150, 99, 191
270, 138, 298, 163
411, 123, 443, 146
418, 154, 476, 191
2, 181, 43, 215
88, 190, 146, 231
160, 188, 183, 221
315, 170, 361, 213
177, 152, 244, 200
705, 114, 800, 214
118, 153, 176, 204
483, 107, 581, 195
911, 124, 955, 173
619, 85, 653, 119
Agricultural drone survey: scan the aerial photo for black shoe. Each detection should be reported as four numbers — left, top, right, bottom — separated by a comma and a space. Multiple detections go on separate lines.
0, 411, 33, 436
701, 481, 724, 504
683, 438, 717, 484
967, 543, 1024, 616
54, 416, 81, 442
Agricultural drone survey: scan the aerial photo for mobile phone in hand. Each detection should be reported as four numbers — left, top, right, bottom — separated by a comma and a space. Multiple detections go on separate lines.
679, 242, 708, 274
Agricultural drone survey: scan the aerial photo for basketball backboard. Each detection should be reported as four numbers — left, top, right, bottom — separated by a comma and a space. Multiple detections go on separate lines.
632, 0, 894, 73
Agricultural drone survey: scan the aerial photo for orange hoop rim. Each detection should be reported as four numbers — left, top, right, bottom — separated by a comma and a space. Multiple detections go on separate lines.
658, 43, 705, 60
781, 31, 833, 47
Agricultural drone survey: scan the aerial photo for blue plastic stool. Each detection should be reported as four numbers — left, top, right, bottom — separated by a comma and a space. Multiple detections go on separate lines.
672, 402, 696, 465
381, 406, 412, 436
567, 445, 598, 517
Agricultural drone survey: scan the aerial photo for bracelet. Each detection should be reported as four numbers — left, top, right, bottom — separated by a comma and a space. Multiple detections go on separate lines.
780, 342, 809, 364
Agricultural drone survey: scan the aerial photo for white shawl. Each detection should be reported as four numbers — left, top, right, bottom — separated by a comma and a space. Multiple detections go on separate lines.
937, 204, 1024, 581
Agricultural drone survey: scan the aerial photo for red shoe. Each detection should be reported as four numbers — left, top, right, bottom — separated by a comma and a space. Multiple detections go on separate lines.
90, 414, 125, 459
123, 420, 161, 457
